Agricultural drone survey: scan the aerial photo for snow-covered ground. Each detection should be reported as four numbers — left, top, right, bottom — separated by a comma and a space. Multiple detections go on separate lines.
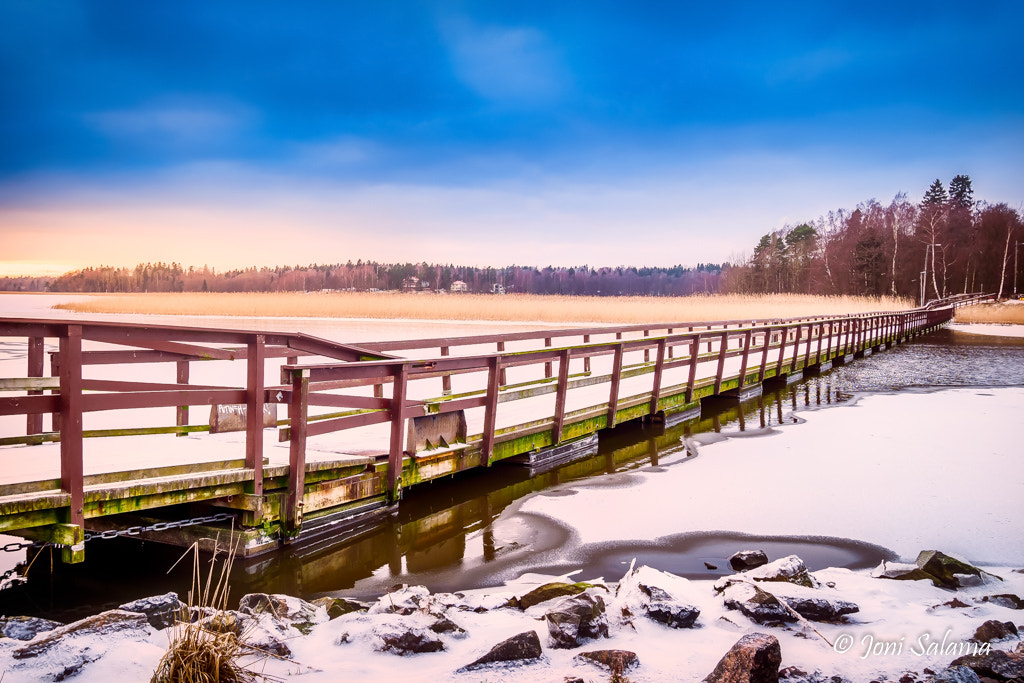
2, 560, 1022, 683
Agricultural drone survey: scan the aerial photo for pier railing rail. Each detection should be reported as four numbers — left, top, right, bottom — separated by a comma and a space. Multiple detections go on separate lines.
0, 292, 992, 558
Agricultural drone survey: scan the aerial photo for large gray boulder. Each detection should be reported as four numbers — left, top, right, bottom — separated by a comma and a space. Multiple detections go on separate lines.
9, 610, 153, 681
118, 591, 184, 630
0, 615, 63, 641
704, 632, 782, 683
730, 550, 769, 571
544, 592, 609, 649
721, 583, 797, 626
457, 630, 543, 671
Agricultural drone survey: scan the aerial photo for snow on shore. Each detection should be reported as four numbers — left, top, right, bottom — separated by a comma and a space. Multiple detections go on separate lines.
1, 561, 1022, 683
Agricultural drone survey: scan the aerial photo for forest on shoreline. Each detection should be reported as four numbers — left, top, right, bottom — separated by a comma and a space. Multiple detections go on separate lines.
3, 175, 1020, 300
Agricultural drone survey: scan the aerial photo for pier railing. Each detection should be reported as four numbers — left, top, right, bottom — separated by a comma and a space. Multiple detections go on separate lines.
0, 293, 992, 560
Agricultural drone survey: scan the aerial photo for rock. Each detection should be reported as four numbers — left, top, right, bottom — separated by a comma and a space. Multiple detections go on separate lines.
950, 649, 1024, 681
118, 591, 184, 630
198, 609, 246, 636
574, 649, 639, 674
706, 562, 719, 570
238, 592, 323, 634
779, 595, 859, 623
368, 585, 432, 615
923, 665, 982, 682
704, 632, 782, 683
510, 581, 603, 610
11, 610, 151, 660
730, 550, 769, 571
722, 583, 797, 626
979, 594, 1024, 610
373, 623, 445, 655
458, 630, 543, 671
716, 555, 818, 591
905, 551, 1001, 589
972, 619, 1019, 643
0, 615, 63, 641
8, 609, 153, 681
639, 584, 700, 628
872, 561, 937, 583
936, 598, 971, 609
311, 596, 370, 619
545, 592, 609, 649
778, 668, 852, 683
429, 616, 465, 636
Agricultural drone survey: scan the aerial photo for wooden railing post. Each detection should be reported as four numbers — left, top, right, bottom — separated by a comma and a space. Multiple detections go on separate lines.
175, 360, 189, 436
440, 346, 452, 394
27, 336, 44, 435
737, 329, 752, 388
649, 338, 666, 415
790, 324, 803, 373
246, 335, 265, 497
496, 341, 507, 385
286, 368, 309, 532
714, 330, 729, 394
386, 364, 408, 502
552, 349, 571, 443
643, 330, 650, 363
775, 325, 789, 376
59, 325, 84, 561
607, 343, 624, 426
285, 356, 298, 421
583, 335, 591, 374
544, 337, 553, 378
481, 356, 501, 464
686, 336, 700, 402
758, 327, 772, 382
50, 352, 61, 433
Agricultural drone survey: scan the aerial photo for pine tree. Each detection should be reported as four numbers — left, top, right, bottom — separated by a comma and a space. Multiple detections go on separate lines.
948, 174, 974, 209
921, 179, 947, 207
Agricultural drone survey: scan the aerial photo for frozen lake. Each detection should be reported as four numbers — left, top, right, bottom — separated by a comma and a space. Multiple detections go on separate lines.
0, 294, 1021, 621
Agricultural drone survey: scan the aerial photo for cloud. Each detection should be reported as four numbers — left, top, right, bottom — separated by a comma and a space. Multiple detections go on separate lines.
441, 17, 567, 106
84, 98, 255, 150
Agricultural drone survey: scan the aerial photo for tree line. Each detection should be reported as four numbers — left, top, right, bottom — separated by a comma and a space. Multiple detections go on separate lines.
723, 175, 1022, 301
1, 260, 725, 297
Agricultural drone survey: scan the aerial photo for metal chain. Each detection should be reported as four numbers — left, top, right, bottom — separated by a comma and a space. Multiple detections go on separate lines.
1, 540, 44, 553
82, 512, 236, 542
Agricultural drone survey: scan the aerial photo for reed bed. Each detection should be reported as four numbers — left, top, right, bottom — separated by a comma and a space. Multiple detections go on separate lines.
55, 291, 914, 324
954, 300, 1024, 325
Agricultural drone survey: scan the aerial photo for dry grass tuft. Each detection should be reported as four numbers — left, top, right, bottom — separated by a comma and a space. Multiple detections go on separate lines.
954, 300, 1024, 325
152, 541, 279, 683
56, 291, 913, 324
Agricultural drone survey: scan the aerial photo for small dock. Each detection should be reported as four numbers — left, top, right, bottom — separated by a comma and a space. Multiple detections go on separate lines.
0, 295, 987, 563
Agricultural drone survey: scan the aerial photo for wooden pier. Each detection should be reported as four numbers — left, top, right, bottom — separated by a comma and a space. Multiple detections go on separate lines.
0, 294, 988, 563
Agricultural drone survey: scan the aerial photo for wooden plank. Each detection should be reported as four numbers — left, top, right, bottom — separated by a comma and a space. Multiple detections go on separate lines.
82, 389, 248, 412
0, 394, 59, 416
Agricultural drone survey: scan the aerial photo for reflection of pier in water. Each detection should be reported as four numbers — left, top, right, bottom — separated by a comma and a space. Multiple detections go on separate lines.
233, 377, 856, 599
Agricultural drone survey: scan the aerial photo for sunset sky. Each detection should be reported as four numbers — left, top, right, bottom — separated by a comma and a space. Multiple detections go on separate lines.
2, 1, 1022, 276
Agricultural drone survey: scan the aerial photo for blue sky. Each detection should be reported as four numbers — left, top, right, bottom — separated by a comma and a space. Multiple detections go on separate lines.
2, 1, 1022, 275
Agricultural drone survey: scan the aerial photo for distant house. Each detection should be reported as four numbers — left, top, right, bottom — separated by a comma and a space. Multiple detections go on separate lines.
450, 280, 468, 293
401, 276, 419, 292
489, 283, 505, 295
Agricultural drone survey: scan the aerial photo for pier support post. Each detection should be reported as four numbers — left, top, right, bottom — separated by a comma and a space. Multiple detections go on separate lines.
387, 364, 408, 502
481, 356, 501, 464
649, 338, 666, 415
552, 349, 570, 443
607, 344, 624, 427
59, 325, 84, 563
246, 335, 265, 499
286, 369, 309, 534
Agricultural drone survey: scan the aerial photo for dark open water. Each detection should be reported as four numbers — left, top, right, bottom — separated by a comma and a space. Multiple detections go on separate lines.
2, 326, 1023, 622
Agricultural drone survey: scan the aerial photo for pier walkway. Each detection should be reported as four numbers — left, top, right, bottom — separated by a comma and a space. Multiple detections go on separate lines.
0, 294, 988, 562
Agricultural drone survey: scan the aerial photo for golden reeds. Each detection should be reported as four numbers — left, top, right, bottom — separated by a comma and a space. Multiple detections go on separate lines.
954, 301, 1024, 325
55, 291, 914, 324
